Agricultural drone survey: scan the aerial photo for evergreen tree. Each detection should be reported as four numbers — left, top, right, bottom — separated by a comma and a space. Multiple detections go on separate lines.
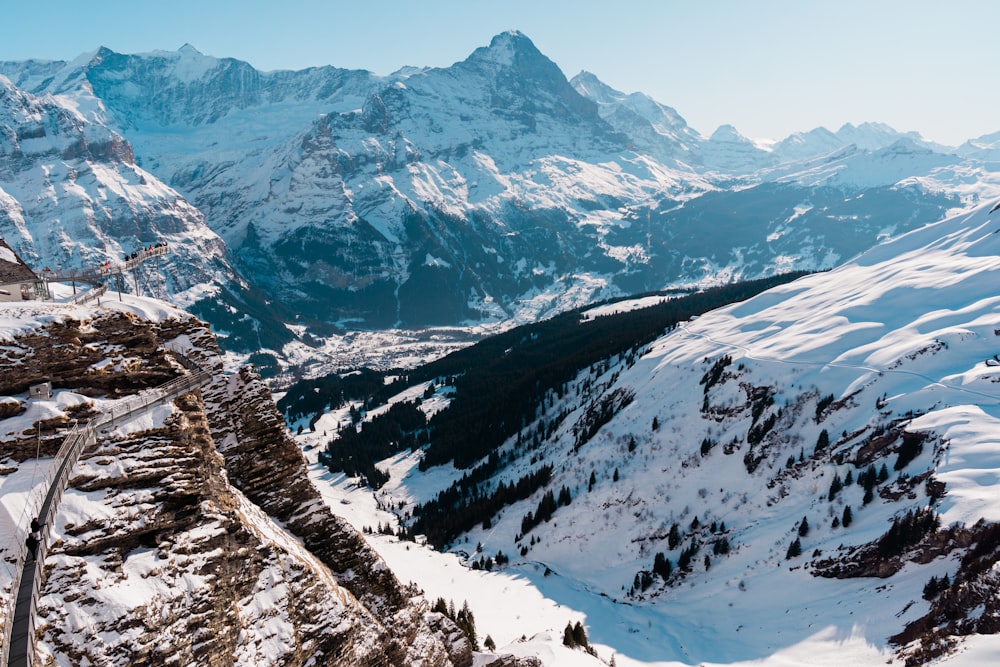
786, 537, 802, 559
842, 505, 853, 528
457, 600, 478, 651
668, 523, 682, 550
798, 516, 810, 537
613, 467, 620, 482
713, 537, 731, 555
878, 463, 889, 483
484, 635, 496, 651
572, 622, 589, 648
844, 469, 854, 486
653, 551, 671, 579
563, 622, 576, 648
652, 416, 660, 431
828, 473, 843, 501
922, 575, 940, 601
588, 470, 596, 492
678, 543, 699, 571
862, 464, 877, 504
863, 484, 875, 505
815, 429, 830, 452
876, 507, 940, 558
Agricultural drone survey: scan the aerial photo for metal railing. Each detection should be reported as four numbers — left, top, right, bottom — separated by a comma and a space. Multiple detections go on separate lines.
42, 244, 170, 285
2, 365, 212, 667
67, 283, 109, 306
99, 245, 170, 277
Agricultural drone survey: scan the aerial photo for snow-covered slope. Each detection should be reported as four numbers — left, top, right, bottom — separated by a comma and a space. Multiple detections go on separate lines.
0, 74, 231, 293
761, 139, 960, 188
569, 71, 702, 168
302, 200, 1000, 665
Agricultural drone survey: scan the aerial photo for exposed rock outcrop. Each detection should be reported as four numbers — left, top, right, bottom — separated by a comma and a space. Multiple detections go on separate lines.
200, 354, 465, 665
1, 302, 467, 664
39, 392, 390, 666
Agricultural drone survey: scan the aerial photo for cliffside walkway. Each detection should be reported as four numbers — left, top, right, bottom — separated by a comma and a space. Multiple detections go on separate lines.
3, 364, 213, 667
44, 244, 170, 286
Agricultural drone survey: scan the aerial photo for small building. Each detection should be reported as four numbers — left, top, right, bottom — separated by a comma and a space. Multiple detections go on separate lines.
29, 382, 52, 400
0, 238, 48, 301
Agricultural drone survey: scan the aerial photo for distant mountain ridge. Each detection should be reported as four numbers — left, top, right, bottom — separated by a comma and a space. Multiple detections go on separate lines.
0, 30, 996, 361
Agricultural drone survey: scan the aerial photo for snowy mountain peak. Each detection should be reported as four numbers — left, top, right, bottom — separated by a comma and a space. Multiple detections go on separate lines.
460, 30, 565, 82
835, 121, 932, 151
570, 69, 701, 165
709, 123, 751, 143
473, 29, 540, 64
569, 70, 690, 130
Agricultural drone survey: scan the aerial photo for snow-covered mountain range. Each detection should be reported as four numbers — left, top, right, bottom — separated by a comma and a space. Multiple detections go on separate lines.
2, 28, 1000, 665
1, 31, 997, 364
295, 198, 1000, 666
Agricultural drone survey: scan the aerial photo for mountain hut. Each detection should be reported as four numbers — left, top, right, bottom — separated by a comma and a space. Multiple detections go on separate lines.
0, 238, 48, 301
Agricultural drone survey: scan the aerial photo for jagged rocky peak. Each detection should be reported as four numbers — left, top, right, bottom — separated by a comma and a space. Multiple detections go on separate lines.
462, 29, 551, 71
0, 30, 988, 345
772, 125, 845, 161
834, 121, 942, 152
569, 69, 702, 162
82, 44, 265, 126
567, 70, 609, 99
452, 30, 599, 120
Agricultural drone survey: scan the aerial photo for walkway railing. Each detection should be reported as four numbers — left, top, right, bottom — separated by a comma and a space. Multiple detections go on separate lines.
2, 365, 212, 667
67, 283, 108, 306
43, 244, 170, 285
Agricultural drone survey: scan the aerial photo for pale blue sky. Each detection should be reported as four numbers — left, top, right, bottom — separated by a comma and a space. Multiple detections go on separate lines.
1, 0, 997, 145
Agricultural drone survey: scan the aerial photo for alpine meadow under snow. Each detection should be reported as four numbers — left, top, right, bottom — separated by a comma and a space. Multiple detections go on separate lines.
1, 27, 1000, 667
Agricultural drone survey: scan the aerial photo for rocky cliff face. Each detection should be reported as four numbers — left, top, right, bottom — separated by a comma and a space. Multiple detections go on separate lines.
199, 357, 472, 666
0, 73, 294, 354
0, 297, 480, 665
